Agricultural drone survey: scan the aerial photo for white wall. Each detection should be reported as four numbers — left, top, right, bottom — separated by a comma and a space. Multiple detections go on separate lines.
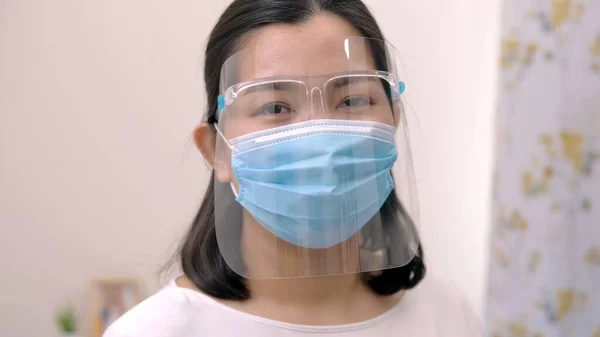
0, 1, 500, 335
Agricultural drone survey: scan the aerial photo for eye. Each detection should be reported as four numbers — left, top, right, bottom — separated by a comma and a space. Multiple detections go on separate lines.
257, 103, 292, 115
338, 96, 372, 109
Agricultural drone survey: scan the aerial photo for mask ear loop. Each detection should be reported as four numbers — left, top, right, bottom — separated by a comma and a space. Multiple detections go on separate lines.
230, 182, 239, 199
213, 124, 240, 199
215, 95, 239, 198
213, 123, 233, 149
215, 95, 234, 149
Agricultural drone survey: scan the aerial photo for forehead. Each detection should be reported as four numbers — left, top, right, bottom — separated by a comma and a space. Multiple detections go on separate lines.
230, 13, 377, 82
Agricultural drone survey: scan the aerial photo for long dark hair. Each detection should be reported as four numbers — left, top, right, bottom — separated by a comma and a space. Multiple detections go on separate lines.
178, 0, 426, 301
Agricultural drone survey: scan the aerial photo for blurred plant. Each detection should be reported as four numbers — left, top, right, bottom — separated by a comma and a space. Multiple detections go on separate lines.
56, 305, 78, 334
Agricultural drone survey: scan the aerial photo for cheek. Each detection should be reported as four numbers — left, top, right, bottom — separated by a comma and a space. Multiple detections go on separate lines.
371, 107, 397, 127
392, 101, 403, 127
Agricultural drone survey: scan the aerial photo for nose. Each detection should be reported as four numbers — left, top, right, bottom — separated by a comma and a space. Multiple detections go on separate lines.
308, 87, 328, 120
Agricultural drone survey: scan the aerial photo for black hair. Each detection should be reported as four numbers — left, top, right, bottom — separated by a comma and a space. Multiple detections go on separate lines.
178, 0, 425, 301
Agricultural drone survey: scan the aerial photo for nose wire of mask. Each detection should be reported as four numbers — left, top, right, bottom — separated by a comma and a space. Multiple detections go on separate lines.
309, 87, 328, 119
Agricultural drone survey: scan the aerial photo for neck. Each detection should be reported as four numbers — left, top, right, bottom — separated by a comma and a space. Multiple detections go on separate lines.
243, 270, 406, 327
248, 273, 366, 307
243, 272, 400, 326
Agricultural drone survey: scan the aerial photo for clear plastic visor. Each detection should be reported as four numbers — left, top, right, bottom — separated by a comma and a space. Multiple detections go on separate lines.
212, 37, 420, 279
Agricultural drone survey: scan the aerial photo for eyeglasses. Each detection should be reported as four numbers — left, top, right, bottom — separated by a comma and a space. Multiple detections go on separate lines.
219, 70, 404, 118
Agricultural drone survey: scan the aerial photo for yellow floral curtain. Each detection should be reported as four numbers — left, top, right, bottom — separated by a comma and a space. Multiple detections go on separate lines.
487, 0, 600, 336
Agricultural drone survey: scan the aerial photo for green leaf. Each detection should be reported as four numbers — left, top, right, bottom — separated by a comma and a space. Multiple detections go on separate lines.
55, 305, 77, 333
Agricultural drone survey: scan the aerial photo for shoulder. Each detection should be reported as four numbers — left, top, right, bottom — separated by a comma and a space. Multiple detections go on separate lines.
102, 281, 208, 337
401, 273, 483, 337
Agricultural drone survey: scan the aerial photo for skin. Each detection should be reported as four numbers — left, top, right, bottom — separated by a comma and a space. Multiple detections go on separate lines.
181, 12, 404, 326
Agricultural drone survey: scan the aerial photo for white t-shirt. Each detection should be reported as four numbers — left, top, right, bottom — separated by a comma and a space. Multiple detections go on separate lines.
103, 273, 483, 337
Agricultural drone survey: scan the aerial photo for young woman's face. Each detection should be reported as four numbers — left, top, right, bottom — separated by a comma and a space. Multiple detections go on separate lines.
213, 13, 400, 184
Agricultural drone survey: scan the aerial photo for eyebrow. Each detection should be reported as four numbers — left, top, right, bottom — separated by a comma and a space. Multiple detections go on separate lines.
242, 81, 300, 94
331, 76, 379, 89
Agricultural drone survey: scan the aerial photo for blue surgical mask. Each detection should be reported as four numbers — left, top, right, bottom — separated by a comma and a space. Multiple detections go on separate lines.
221, 119, 398, 249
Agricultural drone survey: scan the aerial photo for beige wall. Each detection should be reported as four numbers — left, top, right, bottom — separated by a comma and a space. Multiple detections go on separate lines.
0, 0, 500, 335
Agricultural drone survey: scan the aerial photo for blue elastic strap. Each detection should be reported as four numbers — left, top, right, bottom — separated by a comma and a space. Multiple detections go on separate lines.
217, 95, 225, 113
398, 81, 406, 95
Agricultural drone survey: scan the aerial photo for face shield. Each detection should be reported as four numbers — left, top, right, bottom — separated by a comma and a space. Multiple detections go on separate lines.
212, 36, 420, 279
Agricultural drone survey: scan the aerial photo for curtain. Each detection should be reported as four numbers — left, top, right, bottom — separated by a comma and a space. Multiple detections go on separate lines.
487, 1, 600, 336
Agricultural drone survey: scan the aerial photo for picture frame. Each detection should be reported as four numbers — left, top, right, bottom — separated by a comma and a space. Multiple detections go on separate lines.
89, 278, 142, 337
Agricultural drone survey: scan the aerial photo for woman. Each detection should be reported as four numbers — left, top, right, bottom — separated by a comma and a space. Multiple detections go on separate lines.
105, 0, 483, 336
